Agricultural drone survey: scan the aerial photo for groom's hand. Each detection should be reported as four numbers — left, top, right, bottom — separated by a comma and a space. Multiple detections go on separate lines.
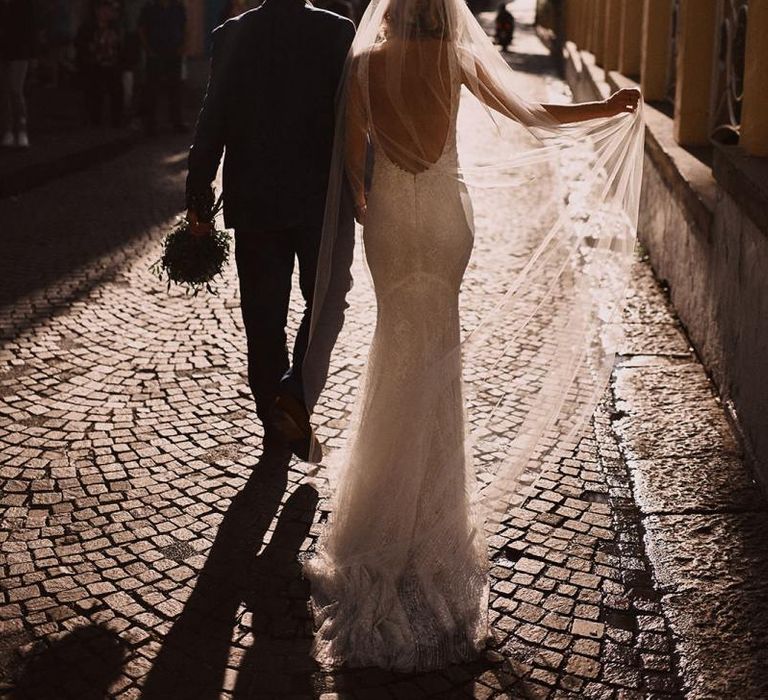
187, 209, 213, 237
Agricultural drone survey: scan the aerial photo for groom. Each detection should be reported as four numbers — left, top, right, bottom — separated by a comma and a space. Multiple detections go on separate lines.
186, 1, 355, 459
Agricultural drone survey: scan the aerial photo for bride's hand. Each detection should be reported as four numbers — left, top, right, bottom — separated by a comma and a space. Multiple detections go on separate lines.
355, 200, 367, 226
604, 87, 642, 117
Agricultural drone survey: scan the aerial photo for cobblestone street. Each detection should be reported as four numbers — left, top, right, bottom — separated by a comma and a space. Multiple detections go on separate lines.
2, 11, 768, 700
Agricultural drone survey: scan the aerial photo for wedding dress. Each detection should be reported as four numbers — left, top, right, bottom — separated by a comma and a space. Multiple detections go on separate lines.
301, 0, 645, 672
305, 43, 491, 670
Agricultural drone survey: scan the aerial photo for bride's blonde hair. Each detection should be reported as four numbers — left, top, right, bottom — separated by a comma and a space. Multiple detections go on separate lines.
384, 0, 454, 39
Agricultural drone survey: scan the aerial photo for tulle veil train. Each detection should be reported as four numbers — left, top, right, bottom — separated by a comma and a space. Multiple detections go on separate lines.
299, 0, 645, 671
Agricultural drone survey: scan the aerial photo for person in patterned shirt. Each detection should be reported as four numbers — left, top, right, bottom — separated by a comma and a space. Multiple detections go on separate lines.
138, 0, 187, 135
77, 0, 124, 127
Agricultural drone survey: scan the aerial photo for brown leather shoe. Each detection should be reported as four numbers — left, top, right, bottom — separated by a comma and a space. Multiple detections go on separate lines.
269, 393, 323, 464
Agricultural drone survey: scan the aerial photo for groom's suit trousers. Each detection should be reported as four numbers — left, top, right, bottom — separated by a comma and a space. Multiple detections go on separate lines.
234, 225, 320, 427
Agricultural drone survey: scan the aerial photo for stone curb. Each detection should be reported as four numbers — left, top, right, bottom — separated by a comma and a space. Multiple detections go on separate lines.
0, 129, 139, 200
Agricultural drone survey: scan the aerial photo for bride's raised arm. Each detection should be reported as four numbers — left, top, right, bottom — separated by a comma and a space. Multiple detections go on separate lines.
459, 51, 640, 125
541, 88, 641, 123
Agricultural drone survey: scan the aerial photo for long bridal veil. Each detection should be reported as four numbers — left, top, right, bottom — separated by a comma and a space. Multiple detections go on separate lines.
304, 0, 644, 516
300, 0, 644, 668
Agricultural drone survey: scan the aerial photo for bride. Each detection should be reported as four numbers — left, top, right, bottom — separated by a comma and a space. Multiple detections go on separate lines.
301, 0, 643, 672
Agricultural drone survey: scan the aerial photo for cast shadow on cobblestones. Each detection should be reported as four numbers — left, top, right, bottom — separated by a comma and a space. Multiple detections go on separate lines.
308, 645, 532, 698
232, 484, 319, 698
8, 624, 127, 700
502, 52, 557, 78
140, 453, 317, 699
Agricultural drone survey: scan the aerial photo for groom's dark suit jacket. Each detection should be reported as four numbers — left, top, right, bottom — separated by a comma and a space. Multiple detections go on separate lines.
186, 0, 355, 231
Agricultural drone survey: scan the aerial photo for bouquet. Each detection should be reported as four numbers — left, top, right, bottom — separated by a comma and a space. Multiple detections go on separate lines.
150, 189, 232, 295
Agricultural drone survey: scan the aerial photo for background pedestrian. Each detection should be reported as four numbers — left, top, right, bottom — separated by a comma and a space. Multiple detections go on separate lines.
0, 0, 37, 148
138, 0, 187, 135
38, 0, 76, 88
76, 0, 124, 127
494, 2, 515, 52
119, 0, 144, 123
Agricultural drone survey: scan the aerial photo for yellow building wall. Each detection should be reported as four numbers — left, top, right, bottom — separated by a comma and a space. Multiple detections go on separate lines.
640, 0, 673, 101
602, 0, 621, 71
673, 0, 718, 146
618, 0, 642, 78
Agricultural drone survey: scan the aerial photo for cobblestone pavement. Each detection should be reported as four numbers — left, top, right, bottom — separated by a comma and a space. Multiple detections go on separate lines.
2, 12, 768, 700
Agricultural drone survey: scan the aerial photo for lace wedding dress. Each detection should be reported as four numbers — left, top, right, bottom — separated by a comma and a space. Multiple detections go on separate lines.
304, 53, 491, 670
301, 0, 645, 672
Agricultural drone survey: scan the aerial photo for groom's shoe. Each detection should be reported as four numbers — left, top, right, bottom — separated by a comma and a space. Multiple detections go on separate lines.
269, 392, 323, 464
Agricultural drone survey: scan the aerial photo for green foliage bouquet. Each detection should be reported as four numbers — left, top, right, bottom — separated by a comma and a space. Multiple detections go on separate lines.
150, 190, 232, 295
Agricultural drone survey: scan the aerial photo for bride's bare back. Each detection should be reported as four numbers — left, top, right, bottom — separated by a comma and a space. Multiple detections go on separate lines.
367, 39, 456, 173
